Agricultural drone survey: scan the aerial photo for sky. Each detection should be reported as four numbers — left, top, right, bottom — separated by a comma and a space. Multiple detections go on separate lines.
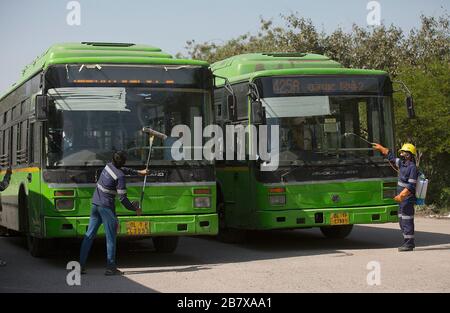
0, 0, 448, 92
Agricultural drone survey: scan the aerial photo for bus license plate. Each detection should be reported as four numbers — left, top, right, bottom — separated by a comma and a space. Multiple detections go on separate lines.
330, 213, 349, 225
126, 221, 150, 236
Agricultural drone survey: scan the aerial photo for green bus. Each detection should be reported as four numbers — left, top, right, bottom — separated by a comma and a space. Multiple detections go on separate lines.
212, 52, 411, 241
0, 42, 218, 256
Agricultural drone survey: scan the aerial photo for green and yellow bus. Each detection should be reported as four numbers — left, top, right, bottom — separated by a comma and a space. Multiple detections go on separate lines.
212, 52, 410, 241
0, 42, 218, 256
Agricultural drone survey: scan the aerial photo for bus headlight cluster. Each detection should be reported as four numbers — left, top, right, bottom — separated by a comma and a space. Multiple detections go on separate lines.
269, 195, 286, 205
268, 187, 286, 206
194, 197, 211, 208
55, 199, 74, 211
383, 189, 397, 199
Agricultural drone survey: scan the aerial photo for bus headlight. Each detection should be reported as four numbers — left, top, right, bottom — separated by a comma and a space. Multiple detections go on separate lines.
194, 197, 211, 208
269, 195, 286, 205
55, 199, 74, 211
383, 189, 397, 199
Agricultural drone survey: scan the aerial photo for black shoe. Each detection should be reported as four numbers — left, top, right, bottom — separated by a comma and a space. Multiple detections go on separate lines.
81, 267, 87, 275
398, 246, 414, 252
105, 268, 123, 276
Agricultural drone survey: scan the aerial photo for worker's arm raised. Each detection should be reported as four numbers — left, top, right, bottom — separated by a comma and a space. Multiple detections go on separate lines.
373, 143, 399, 169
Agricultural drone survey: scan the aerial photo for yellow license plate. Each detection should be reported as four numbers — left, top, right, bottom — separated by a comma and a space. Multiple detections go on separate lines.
126, 221, 150, 236
330, 213, 350, 225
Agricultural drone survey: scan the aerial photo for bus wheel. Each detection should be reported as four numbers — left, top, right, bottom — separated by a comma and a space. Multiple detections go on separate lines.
152, 236, 179, 253
0, 225, 8, 236
320, 225, 354, 239
27, 234, 51, 258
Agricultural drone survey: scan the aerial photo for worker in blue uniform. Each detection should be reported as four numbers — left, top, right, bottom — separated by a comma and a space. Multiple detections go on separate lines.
79, 151, 148, 275
373, 143, 418, 252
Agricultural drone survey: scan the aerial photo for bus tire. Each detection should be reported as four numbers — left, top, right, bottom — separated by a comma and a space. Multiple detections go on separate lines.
20, 191, 52, 257
0, 225, 8, 236
153, 236, 179, 253
27, 234, 51, 258
320, 225, 354, 239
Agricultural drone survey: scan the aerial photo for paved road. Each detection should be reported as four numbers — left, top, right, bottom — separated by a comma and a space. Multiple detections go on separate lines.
1, 217, 449, 293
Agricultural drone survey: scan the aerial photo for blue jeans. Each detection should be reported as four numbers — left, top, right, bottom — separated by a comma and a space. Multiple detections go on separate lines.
79, 204, 118, 269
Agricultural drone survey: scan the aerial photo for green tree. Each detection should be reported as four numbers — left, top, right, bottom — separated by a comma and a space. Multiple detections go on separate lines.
394, 60, 450, 207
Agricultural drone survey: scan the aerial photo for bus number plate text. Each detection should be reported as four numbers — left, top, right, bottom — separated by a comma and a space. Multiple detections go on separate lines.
126, 221, 150, 236
330, 213, 349, 225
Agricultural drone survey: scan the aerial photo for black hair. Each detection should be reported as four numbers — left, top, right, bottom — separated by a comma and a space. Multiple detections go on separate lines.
112, 151, 127, 168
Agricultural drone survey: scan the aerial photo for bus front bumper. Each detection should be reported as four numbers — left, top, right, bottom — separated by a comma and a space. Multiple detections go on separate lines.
253, 205, 399, 230
44, 213, 218, 238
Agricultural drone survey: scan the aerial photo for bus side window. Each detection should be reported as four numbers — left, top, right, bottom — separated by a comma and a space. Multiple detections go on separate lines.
0, 128, 3, 163
12, 124, 19, 166
28, 122, 35, 164
2, 129, 8, 167
20, 121, 28, 164
6, 128, 12, 166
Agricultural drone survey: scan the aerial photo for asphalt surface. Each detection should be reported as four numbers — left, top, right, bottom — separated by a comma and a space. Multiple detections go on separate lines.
1, 217, 449, 293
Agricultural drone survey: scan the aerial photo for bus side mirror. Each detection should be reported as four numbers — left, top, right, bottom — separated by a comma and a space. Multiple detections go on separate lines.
227, 94, 237, 121
406, 96, 415, 119
251, 100, 266, 125
35, 95, 49, 121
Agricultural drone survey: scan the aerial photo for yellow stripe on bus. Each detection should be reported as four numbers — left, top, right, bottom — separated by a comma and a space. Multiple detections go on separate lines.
0, 167, 40, 174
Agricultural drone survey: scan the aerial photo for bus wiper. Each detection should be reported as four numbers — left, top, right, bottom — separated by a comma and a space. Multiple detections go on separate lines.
280, 160, 309, 183
170, 159, 209, 167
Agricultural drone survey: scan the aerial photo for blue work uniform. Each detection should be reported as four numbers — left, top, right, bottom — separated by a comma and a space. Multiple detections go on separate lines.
80, 163, 138, 269
92, 163, 138, 212
387, 151, 418, 248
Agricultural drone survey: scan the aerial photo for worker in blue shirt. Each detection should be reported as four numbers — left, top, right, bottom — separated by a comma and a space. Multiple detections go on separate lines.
373, 143, 418, 252
79, 151, 148, 275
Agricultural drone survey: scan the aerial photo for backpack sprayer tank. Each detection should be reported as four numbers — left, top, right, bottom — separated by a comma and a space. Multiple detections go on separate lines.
416, 173, 429, 205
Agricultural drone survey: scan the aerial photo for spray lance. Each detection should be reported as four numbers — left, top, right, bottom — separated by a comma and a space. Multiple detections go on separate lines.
139, 127, 168, 211
343, 132, 399, 172
343, 132, 375, 146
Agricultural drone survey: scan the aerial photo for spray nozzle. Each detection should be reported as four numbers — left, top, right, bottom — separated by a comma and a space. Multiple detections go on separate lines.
343, 132, 374, 146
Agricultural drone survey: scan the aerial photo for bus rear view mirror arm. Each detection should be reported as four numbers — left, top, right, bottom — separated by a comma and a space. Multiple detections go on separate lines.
406, 96, 416, 119
393, 80, 416, 119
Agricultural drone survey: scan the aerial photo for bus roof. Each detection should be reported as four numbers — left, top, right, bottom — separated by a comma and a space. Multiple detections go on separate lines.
211, 53, 388, 85
1, 42, 209, 100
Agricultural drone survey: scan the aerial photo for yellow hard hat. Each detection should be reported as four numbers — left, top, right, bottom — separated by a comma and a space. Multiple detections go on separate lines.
399, 143, 417, 156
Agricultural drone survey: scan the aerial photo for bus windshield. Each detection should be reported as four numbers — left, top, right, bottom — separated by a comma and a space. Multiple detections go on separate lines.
46, 87, 210, 167
262, 95, 394, 165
